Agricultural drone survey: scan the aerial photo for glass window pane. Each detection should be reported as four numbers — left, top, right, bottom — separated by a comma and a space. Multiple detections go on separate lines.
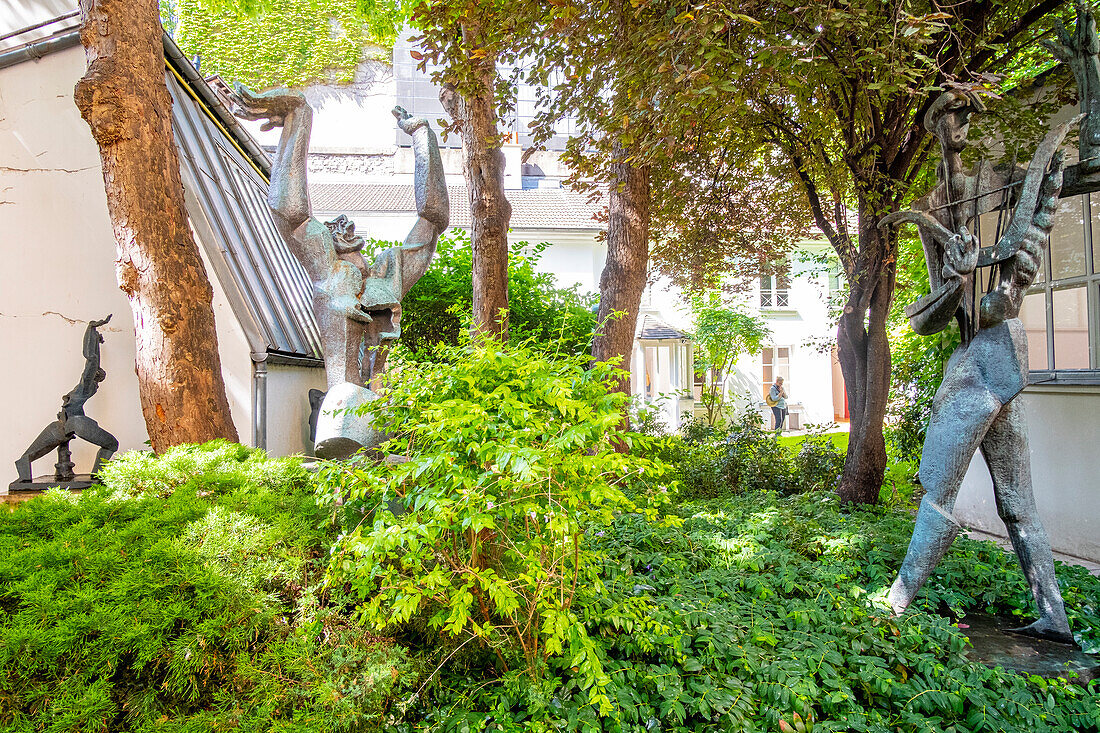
778, 347, 789, 360
978, 209, 1009, 248
1053, 286, 1090, 369
1020, 291, 1048, 370
1050, 196, 1087, 280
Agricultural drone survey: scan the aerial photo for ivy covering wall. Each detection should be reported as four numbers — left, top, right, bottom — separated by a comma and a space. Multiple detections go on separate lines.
167, 0, 403, 87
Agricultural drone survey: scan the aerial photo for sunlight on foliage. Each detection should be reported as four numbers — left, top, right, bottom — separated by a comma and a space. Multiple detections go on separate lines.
321, 339, 678, 715
169, 0, 403, 87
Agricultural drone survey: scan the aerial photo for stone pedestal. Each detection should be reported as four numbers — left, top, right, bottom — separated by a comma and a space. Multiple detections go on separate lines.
8, 474, 97, 492
313, 382, 387, 460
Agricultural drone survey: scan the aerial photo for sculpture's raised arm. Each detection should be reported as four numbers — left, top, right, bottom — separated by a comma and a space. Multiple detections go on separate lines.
82, 315, 110, 361
229, 85, 333, 281
393, 106, 449, 297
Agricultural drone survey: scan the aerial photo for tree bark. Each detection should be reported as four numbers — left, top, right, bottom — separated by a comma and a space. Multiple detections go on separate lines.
75, 0, 239, 451
439, 32, 511, 341
835, 201, 896, 505
592, 150, 651, 405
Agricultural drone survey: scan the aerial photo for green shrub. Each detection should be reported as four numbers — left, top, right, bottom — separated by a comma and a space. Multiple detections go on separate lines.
675, 411, 845, 499
372, 230, 597, 358
0, 442, 408, 732
791, 427, 846, 493
321, 340, 676, 713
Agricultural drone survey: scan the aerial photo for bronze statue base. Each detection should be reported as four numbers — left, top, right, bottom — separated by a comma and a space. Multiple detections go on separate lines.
961, 612, 1098, 682
8, 474, 97, 492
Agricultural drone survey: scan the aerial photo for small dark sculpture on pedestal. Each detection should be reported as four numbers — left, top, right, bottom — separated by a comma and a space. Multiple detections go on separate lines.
11, 316, 119, 490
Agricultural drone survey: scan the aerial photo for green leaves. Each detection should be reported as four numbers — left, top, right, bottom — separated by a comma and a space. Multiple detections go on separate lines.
393, 230, 598, 358
322, 339, 674, 707
0, 442, 409, 731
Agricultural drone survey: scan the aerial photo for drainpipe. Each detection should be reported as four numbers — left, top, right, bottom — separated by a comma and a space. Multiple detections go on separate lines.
0, 28, 81, 71
251, 354, 268, 450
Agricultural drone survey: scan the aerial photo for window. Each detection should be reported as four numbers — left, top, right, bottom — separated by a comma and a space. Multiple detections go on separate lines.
762, 346, 791, 394
1009, 191, 1100, 378
760, 273, 792, 309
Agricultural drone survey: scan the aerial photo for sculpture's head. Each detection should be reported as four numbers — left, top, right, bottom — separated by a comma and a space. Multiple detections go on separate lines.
924, 91, 986, 153
324, 214, 365, 254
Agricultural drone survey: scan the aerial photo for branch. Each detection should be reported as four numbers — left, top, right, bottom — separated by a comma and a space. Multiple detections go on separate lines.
970, 0, 1065, 71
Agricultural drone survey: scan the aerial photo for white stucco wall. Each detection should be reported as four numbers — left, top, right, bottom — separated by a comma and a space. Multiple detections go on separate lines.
714, 248, 841, 428
0, 48, 155, 482
196, 243, 254, 442
266, 363, 327, 457
955, 386, 1100, 562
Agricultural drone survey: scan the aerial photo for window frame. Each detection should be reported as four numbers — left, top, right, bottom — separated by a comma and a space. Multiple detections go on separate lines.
1023, 192, 1100, 385
760, 273, 793, 310
761, 345, 792, 395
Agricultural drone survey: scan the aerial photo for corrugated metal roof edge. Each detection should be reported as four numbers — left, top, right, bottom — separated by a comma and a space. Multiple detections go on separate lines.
161, 33, 272, 181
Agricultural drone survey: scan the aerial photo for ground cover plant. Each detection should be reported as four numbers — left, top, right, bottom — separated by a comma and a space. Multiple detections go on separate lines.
315, 344, 1100, 733
0, 442, 408, 733
394, 492, 1100, 733
4, 350, 1098, 733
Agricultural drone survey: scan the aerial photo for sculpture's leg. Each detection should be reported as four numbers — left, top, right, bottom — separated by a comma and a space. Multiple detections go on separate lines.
981, 399, 1074, 645
888, 497, 962, 614
67, 415, 119, 475
14, 421, 69, 482
888, 375, 1001, 615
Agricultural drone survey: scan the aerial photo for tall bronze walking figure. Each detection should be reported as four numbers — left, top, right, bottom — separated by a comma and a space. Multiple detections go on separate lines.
880, 93, 1078, 644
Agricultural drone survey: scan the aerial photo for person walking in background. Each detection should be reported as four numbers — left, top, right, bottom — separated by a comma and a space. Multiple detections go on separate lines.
767, 376, 788, 432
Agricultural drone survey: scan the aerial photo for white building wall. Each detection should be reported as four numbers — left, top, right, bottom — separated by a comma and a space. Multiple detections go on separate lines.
197, 243, 254, 441
0, 48, 156, 482
716, 247, 841, 428
266, 364, 327, 456
956, 386, 1100, 562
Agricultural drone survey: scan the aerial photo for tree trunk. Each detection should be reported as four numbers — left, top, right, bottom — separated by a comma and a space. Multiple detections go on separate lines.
75, 0, 239, 451
835, 203, 896, 505
439, 34, 511, 341
592, 150, 651, 404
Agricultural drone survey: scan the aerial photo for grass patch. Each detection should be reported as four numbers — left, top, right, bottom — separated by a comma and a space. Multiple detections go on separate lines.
776, 429, 849, 454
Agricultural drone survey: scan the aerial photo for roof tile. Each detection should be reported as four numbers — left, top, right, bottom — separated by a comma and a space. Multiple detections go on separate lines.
311, 183, 605, 231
